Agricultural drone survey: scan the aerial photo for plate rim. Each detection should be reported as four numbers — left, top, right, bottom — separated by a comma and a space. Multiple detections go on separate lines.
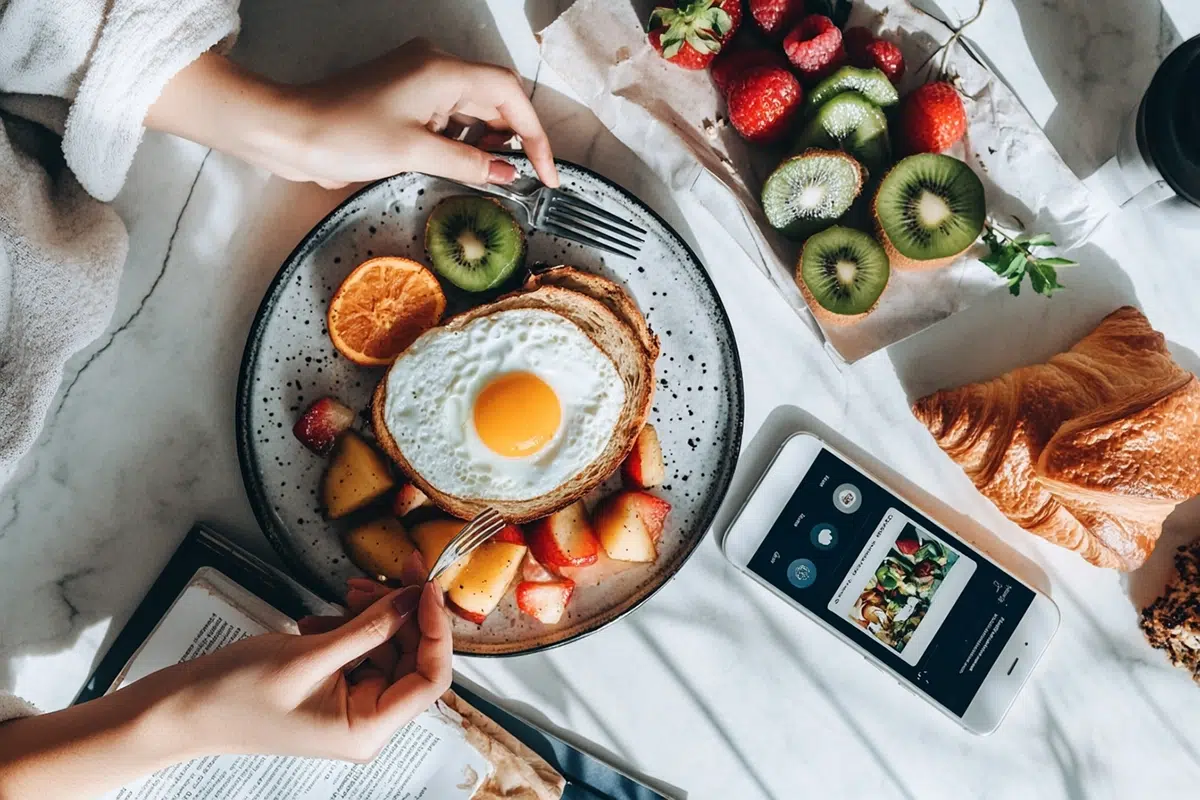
235, 157, 745, 656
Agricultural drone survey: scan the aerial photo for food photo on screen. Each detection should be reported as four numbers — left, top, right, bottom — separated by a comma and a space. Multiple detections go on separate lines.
829, 509, 976, 666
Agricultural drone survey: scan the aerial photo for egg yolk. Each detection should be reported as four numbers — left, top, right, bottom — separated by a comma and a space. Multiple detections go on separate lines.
473, 371, 562, 457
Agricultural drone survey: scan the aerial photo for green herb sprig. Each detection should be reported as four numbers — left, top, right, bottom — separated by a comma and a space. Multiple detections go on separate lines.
980, 224, 1078, 297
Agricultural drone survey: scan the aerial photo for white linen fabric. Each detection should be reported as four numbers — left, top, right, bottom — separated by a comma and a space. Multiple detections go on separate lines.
0, 0, 239, 486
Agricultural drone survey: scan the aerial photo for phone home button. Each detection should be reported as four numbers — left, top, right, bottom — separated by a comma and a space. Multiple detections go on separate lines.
786, 558, 818, 589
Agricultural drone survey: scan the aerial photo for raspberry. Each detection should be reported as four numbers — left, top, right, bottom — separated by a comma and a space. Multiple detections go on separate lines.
749, 0, 807, 39
727, 66, 803, 144
843, 27, 875, 62
844, 27, 906, 85
861, 39, 905, 84
783, 14, 846, 85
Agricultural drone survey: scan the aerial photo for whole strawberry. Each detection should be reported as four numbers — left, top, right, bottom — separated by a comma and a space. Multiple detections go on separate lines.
727, 65, 802, 143
900, 81, 966, 153
783, 14, 846, 84
711, 46, 787, 96
844, 27, 905, 85
649, 0, 743, 70
749, 0, 806, 39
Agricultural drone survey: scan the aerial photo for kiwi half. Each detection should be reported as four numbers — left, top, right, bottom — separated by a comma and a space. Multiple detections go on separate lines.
872, 154, 986, 270
805, 67, 899, 117
761, 149, 865, 241
797, 226, 890, 325
425, 196, 526, 292
794, 92, 891, 179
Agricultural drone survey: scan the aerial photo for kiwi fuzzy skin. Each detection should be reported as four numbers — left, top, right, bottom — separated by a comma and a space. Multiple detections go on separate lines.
794, 241, 886, 327
870, 164, 975, 271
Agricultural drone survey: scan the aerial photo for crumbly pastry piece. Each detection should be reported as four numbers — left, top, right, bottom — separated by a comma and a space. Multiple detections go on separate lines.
1141, 540, 1200, 684
442, 692, 565, 800
913, 306, 1200, 570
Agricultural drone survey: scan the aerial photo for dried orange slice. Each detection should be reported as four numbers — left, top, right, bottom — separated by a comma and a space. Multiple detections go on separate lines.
327, 256, 446, 366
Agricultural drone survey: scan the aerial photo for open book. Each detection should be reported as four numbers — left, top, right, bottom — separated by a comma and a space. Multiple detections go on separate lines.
76, 524, 669, 800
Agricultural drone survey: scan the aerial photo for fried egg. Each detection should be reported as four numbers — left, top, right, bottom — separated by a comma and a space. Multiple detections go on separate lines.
382, 308, 625, 501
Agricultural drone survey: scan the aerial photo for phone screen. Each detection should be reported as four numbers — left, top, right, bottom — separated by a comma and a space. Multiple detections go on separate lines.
747, 447, 1035, 717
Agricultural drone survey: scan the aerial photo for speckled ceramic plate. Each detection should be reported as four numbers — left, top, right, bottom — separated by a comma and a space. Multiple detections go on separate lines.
236, 157, 743, 655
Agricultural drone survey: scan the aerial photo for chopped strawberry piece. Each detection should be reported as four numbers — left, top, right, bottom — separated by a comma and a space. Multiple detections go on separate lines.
783, 14, 846, 85
492, 523, 526, 546
522, 552, 558, 583
392, 482, 431, 517
516, 579, 575, 624
526, 502, 600, 568
622, 424, 668, 488
293, 397, 356, 456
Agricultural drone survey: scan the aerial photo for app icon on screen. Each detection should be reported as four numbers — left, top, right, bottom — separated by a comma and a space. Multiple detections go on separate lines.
810, 523, 839, 551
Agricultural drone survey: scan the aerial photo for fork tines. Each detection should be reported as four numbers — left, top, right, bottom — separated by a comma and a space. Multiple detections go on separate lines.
432, 507, 506, 579
543, 192, 646, 260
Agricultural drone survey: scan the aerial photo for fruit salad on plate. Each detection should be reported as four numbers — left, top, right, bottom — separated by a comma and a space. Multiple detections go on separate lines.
647, 0, 1064, 331
291, 194, 675, 629
536, 0, 1096, 363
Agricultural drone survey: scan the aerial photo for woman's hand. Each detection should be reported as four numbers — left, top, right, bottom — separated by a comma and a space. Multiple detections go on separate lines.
159, 558, 451, 762
0, 560, 450, 798
147, 40, 558, 190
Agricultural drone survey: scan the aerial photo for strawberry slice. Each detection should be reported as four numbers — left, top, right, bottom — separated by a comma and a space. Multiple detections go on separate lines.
621, 424, 666, 489
526, 501, 600, 568
516, 579, 575, 624
392, 482, 431, 517
492, 523, 527, 546
522, 552, 558, 583
293, 397, 356, 456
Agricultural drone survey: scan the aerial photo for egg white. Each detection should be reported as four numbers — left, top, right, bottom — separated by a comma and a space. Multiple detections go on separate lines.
383, 308, 625, 501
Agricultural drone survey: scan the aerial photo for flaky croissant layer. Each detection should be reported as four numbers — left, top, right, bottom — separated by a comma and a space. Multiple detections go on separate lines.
913, 306, 1200, 571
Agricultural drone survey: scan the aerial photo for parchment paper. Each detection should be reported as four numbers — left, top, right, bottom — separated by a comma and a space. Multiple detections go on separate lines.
540, 0, 1106, 363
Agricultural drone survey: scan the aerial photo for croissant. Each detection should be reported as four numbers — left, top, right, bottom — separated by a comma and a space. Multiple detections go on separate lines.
913, 306, 1200, 570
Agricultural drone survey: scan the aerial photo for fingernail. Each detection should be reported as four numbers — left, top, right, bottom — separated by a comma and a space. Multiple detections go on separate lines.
392, 585, 422, 617
347, 577, 379, 592
487, 159, 517, 184
428, 581, 446, 609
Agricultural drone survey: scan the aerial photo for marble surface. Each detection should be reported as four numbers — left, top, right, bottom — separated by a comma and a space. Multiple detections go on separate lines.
3, 0, 1200, 797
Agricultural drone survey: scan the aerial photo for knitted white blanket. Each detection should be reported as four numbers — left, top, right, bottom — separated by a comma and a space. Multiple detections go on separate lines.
0, 0, 239, 486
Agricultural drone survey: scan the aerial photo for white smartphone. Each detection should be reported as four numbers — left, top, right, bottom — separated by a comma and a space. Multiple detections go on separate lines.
722, 432, 1059, 735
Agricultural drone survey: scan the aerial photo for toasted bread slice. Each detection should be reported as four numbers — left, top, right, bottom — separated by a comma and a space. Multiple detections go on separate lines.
523, 266, 660, 362
372, 283, 656, 523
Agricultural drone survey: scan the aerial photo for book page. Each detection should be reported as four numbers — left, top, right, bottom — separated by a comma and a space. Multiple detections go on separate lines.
103, 567, 491, 800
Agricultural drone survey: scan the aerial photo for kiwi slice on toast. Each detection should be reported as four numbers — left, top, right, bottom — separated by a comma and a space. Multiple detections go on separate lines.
794, 92, 891, 179
805, 67, 899, 116
797, 226, 890, 325
425, 196, 526, 292
872, 154, 986, 269
761, 150, 865, 241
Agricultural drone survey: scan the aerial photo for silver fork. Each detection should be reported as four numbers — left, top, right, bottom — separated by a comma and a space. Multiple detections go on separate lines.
447, 176, 647, 259
428, 507, 507, 582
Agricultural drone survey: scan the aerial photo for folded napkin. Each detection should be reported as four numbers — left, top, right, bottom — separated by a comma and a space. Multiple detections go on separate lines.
0, 0, 239, 486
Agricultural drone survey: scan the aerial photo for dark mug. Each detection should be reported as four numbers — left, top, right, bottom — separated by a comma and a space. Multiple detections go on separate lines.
1108, 34, 1200, 226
